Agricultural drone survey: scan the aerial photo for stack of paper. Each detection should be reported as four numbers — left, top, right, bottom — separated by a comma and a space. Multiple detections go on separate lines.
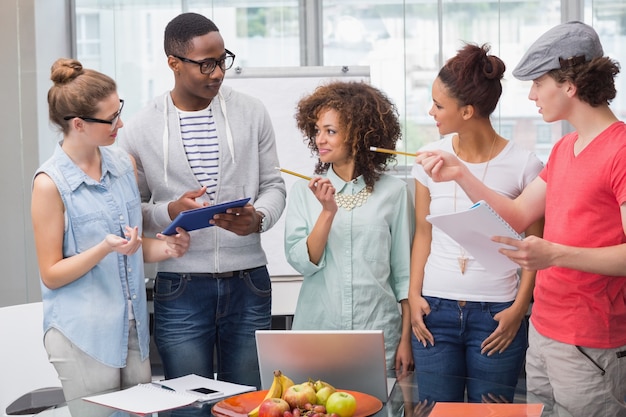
83, 374, 256, 414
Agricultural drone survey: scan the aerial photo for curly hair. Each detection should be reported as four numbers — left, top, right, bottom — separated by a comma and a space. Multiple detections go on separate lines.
164, 12, 219, 57
47, 58, 117, 134
547, 57, 620, 107
438, 43, 505, 118
294, 81, 401, 190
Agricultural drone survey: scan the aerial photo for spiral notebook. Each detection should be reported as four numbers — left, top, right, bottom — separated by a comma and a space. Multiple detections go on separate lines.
426, 200, 522, 273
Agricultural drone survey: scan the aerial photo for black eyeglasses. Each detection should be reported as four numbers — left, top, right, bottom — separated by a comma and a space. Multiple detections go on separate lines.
64, 99, 124, 132
172, 50, 236, 75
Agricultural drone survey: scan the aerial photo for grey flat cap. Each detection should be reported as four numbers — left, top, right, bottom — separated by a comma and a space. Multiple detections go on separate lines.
512, 21, 603, 81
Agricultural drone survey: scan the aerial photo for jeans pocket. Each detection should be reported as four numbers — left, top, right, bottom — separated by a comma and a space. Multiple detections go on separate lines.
154, 272, 187, 301
422, 296, 440, 325
242, 267, 271, 297
487, 301, 514, 320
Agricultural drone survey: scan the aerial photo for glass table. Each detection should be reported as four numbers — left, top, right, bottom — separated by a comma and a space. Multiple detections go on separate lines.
34, 371, 534, 417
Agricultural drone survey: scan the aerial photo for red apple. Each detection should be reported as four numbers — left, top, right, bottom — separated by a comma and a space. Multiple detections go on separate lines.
258, 398, 290, 417
325, 392, 357, 417
282, 383, 317, 409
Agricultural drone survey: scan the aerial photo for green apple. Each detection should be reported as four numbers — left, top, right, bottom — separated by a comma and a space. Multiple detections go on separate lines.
325, 392, 357, 417
313, 379, 336, 392
315, 386, 336, 405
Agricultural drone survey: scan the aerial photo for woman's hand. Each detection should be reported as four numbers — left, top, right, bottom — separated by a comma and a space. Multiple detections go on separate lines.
308, 177, 337, 213
410, 296, 434, 347
481, 304, 525, 356
156, 227, 190, 258
105, 226, 142, 255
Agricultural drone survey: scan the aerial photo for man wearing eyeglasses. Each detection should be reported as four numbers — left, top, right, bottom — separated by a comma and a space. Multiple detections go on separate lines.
117, 12, 286, 389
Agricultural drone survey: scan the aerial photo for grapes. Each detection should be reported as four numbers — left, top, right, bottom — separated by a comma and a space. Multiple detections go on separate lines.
283, 404, 339, 417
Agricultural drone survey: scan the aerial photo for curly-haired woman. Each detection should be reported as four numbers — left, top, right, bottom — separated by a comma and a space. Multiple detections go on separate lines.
284, 81, 415, 374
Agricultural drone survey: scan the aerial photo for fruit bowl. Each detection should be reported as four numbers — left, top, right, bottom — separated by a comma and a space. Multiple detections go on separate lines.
211, 389, 383, 417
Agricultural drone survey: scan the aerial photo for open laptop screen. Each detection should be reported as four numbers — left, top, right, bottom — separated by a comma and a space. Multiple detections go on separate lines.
255, 330, 388, 402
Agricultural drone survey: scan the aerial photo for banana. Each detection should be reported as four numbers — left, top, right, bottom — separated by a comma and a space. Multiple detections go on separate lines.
248, 370, 284, 417
279, 372, 295, 392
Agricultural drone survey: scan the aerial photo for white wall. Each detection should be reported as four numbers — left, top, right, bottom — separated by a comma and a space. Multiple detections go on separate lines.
0, 0, 71, 307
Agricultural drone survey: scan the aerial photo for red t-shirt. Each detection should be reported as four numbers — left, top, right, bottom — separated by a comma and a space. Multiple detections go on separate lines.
534, 121, 626, 348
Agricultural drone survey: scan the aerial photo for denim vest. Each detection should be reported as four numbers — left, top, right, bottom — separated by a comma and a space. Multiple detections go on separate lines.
36, 143, 150, 367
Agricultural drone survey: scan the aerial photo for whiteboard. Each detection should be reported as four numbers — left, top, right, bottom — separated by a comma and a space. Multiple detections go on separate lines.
223, 66, 370, 276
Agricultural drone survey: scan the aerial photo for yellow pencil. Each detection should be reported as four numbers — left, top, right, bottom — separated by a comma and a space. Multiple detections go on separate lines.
369, 146, 419, 157
275, 167, 312, 181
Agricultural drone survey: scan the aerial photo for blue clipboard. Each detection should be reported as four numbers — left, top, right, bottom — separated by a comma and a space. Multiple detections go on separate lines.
162, 197, 251, 235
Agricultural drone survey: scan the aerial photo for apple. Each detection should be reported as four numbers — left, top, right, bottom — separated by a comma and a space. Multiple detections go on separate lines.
282, 383, 317, 409
258, 398, 290, 417
325, 392, 357, 417
313, 379, 335, 392
315, 386, 336, 406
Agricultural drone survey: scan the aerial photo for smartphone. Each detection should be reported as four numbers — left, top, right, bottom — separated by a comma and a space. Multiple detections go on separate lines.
186, 387, 223, 401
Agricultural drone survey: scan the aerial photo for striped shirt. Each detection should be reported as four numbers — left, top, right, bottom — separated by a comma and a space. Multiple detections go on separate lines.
178, 106, 219, 200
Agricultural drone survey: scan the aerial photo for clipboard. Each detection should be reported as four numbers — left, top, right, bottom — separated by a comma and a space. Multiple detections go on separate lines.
162, 197, 251, 235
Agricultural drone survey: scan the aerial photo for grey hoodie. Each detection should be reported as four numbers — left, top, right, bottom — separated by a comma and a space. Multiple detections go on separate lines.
117, 85, 286, 273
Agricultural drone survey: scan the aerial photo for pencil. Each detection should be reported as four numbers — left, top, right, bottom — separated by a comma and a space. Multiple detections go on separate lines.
275, 167, 312, 181
369, 146, 419, 157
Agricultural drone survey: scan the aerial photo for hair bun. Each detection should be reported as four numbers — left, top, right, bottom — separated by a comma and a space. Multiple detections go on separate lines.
50, 58, 84, 85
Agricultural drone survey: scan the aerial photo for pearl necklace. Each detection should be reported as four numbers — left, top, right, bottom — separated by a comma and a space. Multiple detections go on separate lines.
334, 187, 371, 211
453, 132, 497, 274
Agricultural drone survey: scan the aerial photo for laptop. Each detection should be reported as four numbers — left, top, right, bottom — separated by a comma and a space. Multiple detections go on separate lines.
255, 330, 389, 402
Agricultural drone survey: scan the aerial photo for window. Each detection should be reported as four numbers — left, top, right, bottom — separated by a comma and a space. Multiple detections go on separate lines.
75, 13, 101, 67
72, 0, 625, 168
536, 125, 552, 145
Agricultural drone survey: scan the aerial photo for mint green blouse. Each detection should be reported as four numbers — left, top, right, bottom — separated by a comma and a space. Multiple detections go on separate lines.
284, 168, 414, 369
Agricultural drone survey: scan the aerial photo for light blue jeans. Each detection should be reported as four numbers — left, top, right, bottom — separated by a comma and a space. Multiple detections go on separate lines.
153, 266, 272, 389
411, 296, 527, 403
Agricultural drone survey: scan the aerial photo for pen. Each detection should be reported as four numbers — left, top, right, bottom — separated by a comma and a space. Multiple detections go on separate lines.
152, 382, 175, 391
275, 167, 312, 181
369, 146, 419, 157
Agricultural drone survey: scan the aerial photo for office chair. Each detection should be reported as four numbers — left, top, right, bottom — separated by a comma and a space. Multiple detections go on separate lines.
0, 302, 65, 416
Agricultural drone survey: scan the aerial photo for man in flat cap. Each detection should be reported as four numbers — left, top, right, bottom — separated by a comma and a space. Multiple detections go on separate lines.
415, 21, 626, 417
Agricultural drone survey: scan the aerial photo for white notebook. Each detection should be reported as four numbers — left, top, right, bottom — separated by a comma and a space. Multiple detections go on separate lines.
426, 200, 522, 273
83, 374, 255, 414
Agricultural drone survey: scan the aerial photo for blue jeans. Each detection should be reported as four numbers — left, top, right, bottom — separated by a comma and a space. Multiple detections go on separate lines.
411, 297, 527, 403
153, 266, 272, 389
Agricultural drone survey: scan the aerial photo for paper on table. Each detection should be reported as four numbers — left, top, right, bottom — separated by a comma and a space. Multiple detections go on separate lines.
83, 374, 256, 414
429, 402, 544, 417
157, 374, 256, 399
83, 384, 196, 414
426, 200, 522, 273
